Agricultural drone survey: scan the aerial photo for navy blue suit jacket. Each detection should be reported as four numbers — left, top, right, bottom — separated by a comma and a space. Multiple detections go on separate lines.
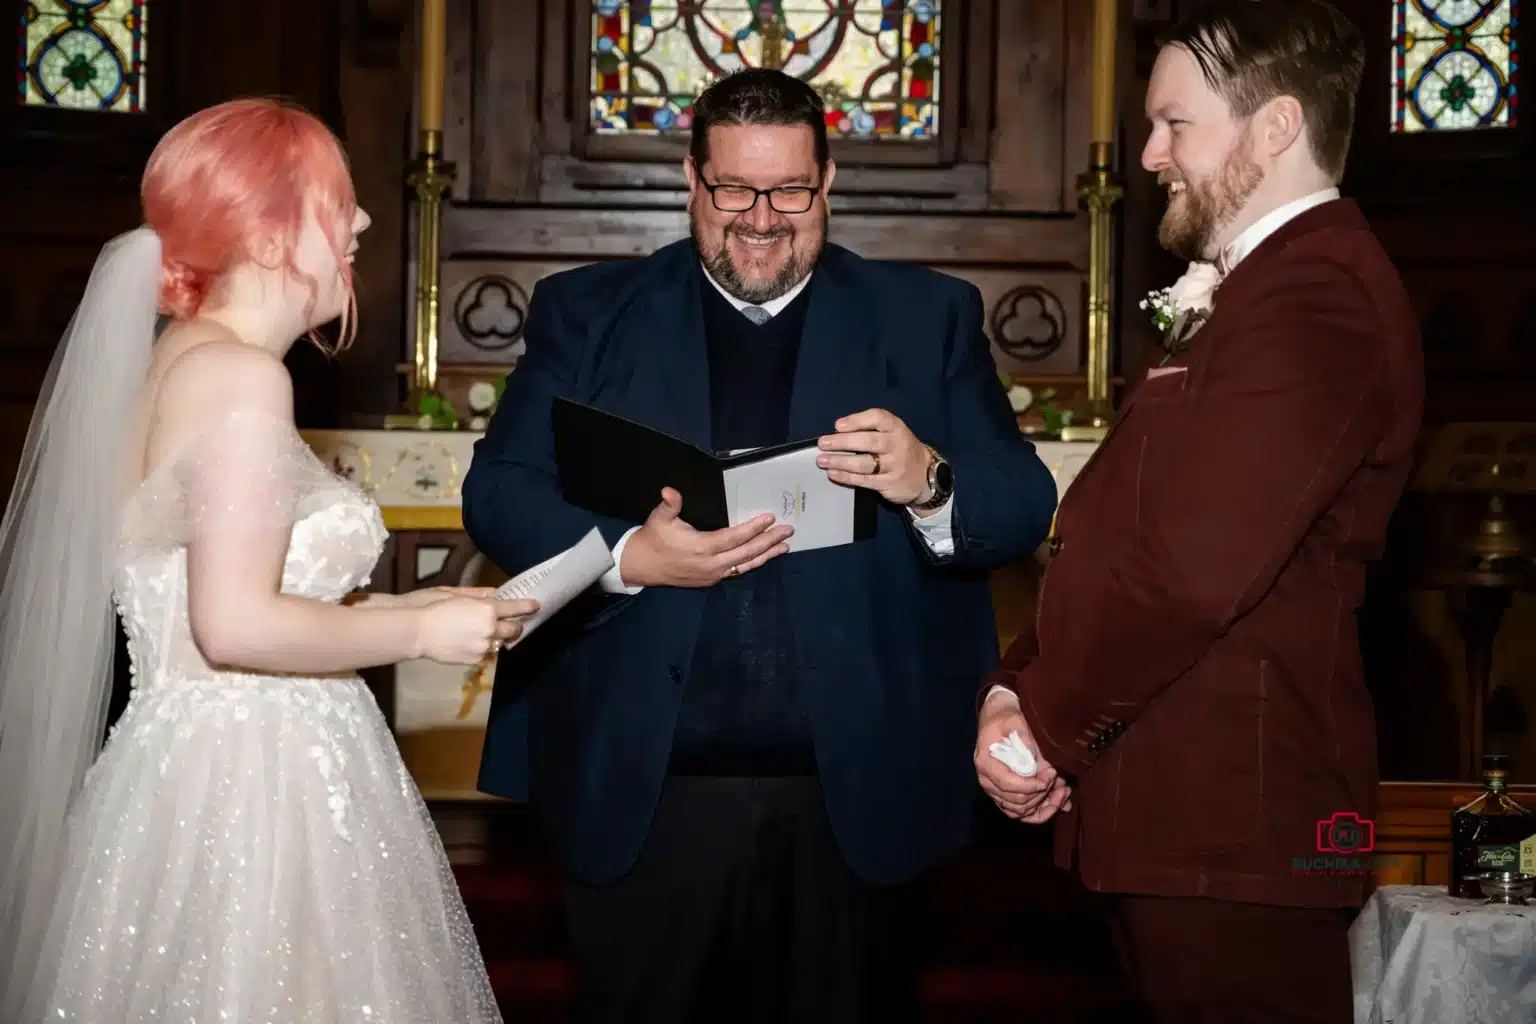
462, 241, 1057, 885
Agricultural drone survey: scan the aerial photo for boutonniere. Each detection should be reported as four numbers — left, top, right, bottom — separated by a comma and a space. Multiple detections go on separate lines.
1140, 261, 1222, 364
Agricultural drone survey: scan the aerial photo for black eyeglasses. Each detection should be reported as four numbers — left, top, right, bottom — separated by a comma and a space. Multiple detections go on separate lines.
699, 178, 821, 214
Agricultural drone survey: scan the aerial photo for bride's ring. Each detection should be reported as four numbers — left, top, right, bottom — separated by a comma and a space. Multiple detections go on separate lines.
725, 565, 740, 578
870, 452, 881, 475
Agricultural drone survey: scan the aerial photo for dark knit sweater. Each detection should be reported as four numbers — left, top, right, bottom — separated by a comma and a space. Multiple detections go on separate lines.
668, 278, 816, 775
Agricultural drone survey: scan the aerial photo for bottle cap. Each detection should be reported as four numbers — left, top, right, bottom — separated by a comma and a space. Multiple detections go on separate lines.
1483, 753, 1511, 782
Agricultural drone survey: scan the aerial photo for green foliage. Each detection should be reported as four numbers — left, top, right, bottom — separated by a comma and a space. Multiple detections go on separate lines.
1034, 387, 1074, 440
413, 390, 460, 430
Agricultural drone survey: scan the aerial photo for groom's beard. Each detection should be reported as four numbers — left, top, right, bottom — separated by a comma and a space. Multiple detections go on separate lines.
1158, 144, 1264, 263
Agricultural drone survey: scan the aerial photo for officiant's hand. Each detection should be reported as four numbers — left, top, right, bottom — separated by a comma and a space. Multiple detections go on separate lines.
621, 487, 794, 588
817, 409, 931, 506
975, 691, 1073, 824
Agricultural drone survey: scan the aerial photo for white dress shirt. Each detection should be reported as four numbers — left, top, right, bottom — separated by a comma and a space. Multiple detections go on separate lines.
982, 187, 1343, 713
1220, 188, 1340, 271
598, 266, 957, 593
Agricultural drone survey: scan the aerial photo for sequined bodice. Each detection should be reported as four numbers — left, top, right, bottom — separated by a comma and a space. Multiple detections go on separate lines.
114, 426, 387, 687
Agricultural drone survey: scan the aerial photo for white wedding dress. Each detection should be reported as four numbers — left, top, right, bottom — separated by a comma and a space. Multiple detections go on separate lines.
27, 414, 502, 1022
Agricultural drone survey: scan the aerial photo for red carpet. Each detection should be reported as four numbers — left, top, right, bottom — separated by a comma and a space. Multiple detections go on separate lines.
450, 804, 1148, 1022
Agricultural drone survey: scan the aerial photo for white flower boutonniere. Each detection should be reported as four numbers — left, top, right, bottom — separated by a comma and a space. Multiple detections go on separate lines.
1141, 261, 1223, 362
1139, 287, 1179, 333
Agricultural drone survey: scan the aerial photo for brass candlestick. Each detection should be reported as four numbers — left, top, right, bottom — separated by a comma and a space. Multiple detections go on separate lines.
1061, 140, 1122, 443
392, 128, 457, 429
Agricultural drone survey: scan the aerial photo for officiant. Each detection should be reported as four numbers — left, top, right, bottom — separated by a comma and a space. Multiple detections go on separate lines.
462, 68, 1057, 1023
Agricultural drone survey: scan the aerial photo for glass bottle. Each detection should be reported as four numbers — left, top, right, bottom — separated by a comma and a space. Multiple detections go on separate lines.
1450, 753, 1536, 898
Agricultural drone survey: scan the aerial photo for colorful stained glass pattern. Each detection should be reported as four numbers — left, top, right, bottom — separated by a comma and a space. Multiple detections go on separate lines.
1392, 0, 1518, 132
19, 0, 148, 112
589, 1, 941, 139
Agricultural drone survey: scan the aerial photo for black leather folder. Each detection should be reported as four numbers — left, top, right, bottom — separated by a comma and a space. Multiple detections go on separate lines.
551, 396, 876, 539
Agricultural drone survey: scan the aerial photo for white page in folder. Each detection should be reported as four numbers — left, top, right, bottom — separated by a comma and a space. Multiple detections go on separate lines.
492, 527, 615, 644
722, 446, 857, 552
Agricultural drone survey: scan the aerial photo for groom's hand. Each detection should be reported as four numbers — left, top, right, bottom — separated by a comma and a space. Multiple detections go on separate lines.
975, 690, 1072, 824
620, 487, 794, 588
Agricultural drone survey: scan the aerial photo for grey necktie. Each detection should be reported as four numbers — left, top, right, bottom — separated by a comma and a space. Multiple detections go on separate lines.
740, 305, 771, 326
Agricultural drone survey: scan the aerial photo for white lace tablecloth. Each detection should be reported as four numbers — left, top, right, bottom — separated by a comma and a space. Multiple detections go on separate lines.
1352, 885, 1536, 1023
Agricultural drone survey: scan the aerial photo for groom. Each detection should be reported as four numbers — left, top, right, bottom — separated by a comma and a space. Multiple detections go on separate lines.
463, 69, 1056, 1022
975, 2, 1422, 1022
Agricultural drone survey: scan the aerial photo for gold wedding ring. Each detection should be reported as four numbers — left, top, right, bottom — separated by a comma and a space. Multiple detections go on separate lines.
870, 452, 881, 475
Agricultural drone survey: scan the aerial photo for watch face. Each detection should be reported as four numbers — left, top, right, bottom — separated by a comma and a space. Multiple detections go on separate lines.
935, 459, 954, 493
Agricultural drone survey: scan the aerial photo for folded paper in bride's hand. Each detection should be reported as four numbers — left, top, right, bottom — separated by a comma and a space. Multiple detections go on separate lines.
493, 527, 614, 645
551, 397, 876, 553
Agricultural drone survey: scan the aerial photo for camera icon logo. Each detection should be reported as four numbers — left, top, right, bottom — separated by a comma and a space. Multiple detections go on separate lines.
1316, 811, 1375, 855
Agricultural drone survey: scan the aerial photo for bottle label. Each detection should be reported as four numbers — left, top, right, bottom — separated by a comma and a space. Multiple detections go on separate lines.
1478, 844, 1520, 870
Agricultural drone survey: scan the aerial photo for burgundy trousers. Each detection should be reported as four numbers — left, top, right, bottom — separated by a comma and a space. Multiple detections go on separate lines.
1109, 894, 1356, 1024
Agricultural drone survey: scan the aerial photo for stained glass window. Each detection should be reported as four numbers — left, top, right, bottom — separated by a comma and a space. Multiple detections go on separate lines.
589, 1, 941, 139
19, 1, 149, 112
1392, 0, 1518, 132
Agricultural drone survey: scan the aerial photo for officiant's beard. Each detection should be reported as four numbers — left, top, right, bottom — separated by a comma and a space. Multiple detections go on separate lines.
1158, 142, 1263, 264
692, 209, 826, 305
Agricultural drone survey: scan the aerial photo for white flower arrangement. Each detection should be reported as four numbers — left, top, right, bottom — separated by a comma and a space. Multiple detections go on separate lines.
467, 381, 499, 414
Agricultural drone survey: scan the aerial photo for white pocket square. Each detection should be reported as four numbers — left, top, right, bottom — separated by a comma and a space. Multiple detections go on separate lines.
1146, 365, 1188, 379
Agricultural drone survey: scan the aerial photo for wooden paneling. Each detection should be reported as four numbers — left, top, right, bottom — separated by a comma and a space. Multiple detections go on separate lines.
1372, 781, 1536, 888
340, 0, 414, 420
441, 0, 476, 196
470, 0, 542, 201
1118, 1, 1181, 388
967, 270, 1085, 377
1060, 0, 1097, 211
434, 257, 1086, 380
533, 157, 992, 211
956, 0, 995, 166
1332, 0, 1535, 423
416, 0, 1105, 401
443, 206, 1090, 266
988, 0, 1067, 211
439, 259, 583, 365
0, 0, 403, 465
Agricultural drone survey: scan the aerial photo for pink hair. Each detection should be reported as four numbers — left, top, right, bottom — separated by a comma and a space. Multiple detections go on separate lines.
140, 97, 359, 352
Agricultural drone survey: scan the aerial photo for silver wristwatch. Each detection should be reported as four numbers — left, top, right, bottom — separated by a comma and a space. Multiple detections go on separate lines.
909, 447, 954, 510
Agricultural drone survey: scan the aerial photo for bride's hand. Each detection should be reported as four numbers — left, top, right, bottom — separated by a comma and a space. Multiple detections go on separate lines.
397, 586, 497, 609
414, 597, 539, 665
344, 587, 497, 610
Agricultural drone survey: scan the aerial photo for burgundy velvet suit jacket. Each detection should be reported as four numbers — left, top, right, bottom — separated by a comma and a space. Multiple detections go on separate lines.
988, 199, 1423, 908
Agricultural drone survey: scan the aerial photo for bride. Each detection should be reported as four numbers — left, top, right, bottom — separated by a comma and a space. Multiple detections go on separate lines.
0, 98, 529, 1022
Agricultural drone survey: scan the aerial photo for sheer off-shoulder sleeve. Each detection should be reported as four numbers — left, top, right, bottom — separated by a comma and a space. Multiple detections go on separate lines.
120, 408, 342, 554
175, 408, 313, 541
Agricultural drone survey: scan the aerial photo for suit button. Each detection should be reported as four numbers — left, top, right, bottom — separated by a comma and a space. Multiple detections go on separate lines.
667, 665, 683, 685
